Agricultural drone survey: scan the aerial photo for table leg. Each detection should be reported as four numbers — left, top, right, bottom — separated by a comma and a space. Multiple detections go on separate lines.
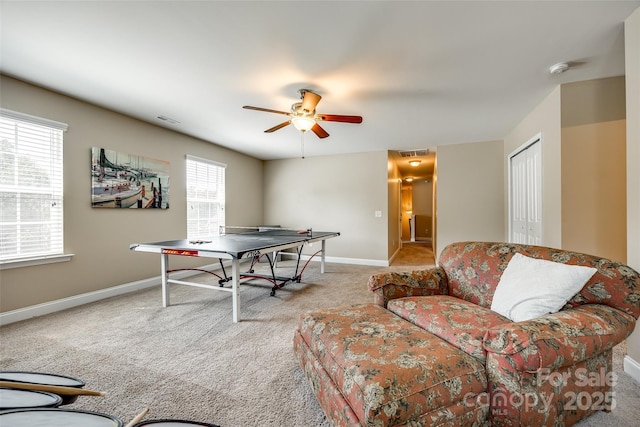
161, 253, 169, 307
232, 258, 240, 322
321, 239, 326, 274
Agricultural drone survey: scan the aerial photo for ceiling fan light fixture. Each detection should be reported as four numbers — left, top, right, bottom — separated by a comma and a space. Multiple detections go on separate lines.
243, 89, 361, 139
291, 116, 316, 132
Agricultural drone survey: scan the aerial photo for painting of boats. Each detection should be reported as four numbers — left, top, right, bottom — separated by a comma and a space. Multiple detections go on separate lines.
91, 147, 170, 209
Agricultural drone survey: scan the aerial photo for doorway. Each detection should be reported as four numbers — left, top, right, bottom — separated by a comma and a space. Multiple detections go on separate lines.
401, 179, 433, 243
391, 149, 436, 263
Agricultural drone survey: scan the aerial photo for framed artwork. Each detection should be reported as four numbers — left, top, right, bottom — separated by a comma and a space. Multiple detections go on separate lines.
91, 147, 170, 209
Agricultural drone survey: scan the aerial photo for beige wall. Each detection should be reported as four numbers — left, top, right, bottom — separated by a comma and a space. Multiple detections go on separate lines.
263, 151, 389, 264
624, 7, 640, 378
504, 87, 563, 248
435, 139, 505, 259
561, 77, 626, 262
561, 120, 626, 260
0, 75, 264, 312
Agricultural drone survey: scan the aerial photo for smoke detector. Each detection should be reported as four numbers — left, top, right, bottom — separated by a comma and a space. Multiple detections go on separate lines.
549, 62, 570, 75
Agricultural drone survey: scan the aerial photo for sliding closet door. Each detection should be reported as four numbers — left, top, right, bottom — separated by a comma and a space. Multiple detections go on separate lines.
510, 137, 542, 245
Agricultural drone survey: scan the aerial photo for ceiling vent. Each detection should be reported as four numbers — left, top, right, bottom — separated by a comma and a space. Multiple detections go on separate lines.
399, 150, 427, 158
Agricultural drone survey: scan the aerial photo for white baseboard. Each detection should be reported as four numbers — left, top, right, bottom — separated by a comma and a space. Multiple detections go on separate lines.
388, 246, 401, 266
0, 262, 219, 326
623, 355, 640, 384
280, 253, 389, 267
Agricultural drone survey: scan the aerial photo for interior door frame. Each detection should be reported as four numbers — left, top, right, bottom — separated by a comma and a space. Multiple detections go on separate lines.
507, 132, 543, 243
398, 178, 403, 250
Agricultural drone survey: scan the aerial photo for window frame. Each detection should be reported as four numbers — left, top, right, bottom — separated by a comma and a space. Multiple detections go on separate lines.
0, 108, 73, 270
185, 154, 226, 239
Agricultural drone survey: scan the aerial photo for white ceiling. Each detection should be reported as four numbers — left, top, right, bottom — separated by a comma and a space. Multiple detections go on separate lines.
1, 1, 638, 161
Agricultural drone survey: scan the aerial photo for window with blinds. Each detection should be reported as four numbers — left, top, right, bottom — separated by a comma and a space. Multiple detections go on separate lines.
0, 109, 67, 261
186, 155, 226, 239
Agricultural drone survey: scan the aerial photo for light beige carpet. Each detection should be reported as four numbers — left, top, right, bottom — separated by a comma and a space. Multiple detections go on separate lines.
1, 259, 637, 426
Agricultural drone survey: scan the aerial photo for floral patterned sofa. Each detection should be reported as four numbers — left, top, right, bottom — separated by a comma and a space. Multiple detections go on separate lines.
294, 242, 640, 426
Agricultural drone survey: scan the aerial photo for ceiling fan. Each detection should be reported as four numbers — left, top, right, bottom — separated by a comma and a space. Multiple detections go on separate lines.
243, 89, 363, 139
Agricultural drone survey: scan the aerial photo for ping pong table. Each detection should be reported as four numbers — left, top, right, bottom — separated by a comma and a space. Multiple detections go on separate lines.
129, 226, 340, 322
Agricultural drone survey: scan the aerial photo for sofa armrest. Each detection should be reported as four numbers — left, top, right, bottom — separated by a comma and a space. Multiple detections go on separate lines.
367, 267, 449, 307
483, 304, 636, 372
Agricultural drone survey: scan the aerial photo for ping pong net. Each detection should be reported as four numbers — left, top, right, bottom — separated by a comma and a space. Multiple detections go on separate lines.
219, 225, 312, 238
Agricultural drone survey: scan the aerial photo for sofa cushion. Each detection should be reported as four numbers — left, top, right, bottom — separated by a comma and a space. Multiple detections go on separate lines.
490, 253, 597, 321
387, 295, 511, 364
296, 303, 487, 426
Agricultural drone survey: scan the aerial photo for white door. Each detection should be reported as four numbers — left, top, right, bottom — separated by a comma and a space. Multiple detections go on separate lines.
511, 148, 528, 243
510, 136, 542, 244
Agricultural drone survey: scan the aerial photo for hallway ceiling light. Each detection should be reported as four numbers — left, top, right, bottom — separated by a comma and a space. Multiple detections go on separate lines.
409, 160, 421, 167
405, 177, 413, 182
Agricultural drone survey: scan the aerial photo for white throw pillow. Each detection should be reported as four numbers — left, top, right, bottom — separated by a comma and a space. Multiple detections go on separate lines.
490, 253, 597, 322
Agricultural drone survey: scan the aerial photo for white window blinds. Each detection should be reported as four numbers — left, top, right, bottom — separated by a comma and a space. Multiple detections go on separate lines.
186, 155, 226, 239
0, 109, 67, 261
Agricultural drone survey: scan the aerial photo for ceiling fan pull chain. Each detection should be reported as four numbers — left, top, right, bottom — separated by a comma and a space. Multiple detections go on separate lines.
301, 132, 305, 159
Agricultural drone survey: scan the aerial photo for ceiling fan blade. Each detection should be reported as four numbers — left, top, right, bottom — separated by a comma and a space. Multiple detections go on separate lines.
243, 105, 290, 116
301, 91, 321, 112
316, 114, 363, 124
265, 121, 291, 133
311, 123, 329, 139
